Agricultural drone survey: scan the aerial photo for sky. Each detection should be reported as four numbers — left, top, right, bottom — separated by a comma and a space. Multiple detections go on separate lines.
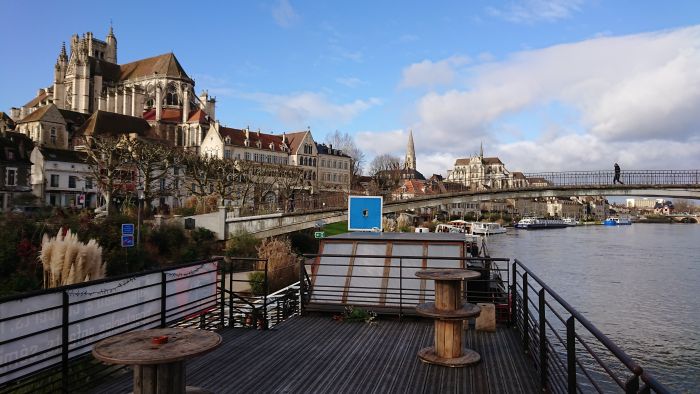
2, 0, 700, 177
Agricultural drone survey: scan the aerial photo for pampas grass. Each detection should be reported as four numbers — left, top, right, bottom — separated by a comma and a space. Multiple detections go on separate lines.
39, 227, 105, 288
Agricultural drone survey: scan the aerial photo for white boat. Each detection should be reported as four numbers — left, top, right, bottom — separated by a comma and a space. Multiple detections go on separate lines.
603, 215, 632, 226
470, 222, 507, 235
515, 217, 568, 230
435, 221, 484, 255
562, 218, 580, 226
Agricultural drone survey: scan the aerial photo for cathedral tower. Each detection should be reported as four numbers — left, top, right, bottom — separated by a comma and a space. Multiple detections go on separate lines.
105, 25, 117, 63
405, 129, 416, 171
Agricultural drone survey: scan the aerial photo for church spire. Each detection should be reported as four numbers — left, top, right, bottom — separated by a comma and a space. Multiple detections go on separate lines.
405, 129, 416, 171
479, 141, 483, 158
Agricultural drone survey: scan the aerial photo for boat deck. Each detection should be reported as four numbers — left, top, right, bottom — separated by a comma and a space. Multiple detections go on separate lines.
91, 314, 539, 393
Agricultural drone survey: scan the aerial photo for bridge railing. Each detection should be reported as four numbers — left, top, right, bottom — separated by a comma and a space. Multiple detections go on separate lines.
522, 170, 700, 187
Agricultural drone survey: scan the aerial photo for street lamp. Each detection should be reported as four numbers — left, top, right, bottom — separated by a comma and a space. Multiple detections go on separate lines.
137, 186, 144, 250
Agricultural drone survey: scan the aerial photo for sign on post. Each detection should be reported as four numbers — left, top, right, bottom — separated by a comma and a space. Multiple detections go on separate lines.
121, 235, 135, 248
314, 231, 325, 239
348, 196, 383, 232
121, 223, 135, 235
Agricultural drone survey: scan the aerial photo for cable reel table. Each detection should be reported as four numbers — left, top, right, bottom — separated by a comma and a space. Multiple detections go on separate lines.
415, 268, 481, 367
92, 328, 222, 394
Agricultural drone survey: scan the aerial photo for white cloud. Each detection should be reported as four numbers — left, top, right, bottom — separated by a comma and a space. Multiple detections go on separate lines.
400, 55, 471, 89
272, 0, 299, 27
410, 26, 700, 150
242, 91, 381, 126
496, 136, 700, 172
487, 0, 584, 24
364, 25, 700, 175
355, 129, 407, 157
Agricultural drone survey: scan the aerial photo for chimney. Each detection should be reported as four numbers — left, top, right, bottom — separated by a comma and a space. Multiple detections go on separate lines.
245, 126, 250, 139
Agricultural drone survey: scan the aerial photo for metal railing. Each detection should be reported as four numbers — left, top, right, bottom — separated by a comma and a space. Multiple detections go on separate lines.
510, 259, 670, 393
521, 170, 700, 187
0, 256, 302, 394
300, 254, 511, 321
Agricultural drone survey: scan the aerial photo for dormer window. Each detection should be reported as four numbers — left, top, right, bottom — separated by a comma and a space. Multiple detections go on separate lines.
269, 142, 275, 151
256, 140, 261, 148
224, 136, 231, 144
244, 139, 249, 147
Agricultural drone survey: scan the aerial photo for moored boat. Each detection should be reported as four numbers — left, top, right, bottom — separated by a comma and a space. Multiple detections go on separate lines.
562, 217, 580, 226
603, 215, 632, 226
515, 217, 568, 229
470, 221, 507, 235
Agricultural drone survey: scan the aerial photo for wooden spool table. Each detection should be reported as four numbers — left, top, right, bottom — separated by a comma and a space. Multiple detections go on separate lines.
92, 328, 222, 394
415, 268, 481, 367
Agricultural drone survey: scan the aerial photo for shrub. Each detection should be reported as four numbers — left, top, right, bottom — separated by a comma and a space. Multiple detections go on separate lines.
248, 271, 266, 295
256, 237, 297, 292
173, 206, 196, 216
148, 224, 186, 257
226, 231, 260, 258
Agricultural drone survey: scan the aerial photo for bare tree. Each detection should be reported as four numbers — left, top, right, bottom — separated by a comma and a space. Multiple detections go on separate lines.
83, 136, 131, 216
181, 153, 219, 213
270, 164, 305, 208
325, 130, 365, 178
210, 157, 239, 206
123, 138, 177, 214
368, 153, 403, 197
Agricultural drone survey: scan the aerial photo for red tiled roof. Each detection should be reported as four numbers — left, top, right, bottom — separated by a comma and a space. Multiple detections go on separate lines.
142, 108, 210, 124
187, 109, 209, 124
219, 127, 286, 151
397, 179, 437, 196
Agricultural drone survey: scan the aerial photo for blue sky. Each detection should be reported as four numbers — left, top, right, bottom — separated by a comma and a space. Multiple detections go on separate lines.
2, 0, 700, 176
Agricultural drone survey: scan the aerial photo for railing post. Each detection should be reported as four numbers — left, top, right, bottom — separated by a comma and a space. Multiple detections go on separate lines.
219, 260, 226, 328
538, 289, 548, 390
567, 316, 577, 393
61, 291, 69, 394
625, 374, 640, 393
510, 261, 516, 326
160, 272, 167, 327
522, 272, 529, 353
399, 257, 403, 320
263, 259, 269, 330
298, 256, 305, 316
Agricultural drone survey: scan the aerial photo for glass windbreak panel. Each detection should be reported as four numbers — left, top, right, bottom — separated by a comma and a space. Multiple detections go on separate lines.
312, 242, 354, 304
424, 244, 462, 295
346, 243, 387, 305
387, 243, 424, 307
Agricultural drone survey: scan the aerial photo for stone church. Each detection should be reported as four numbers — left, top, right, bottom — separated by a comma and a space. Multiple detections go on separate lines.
11, 26, 214, 152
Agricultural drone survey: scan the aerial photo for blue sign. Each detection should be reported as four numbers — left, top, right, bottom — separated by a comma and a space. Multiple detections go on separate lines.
121, 223, 134, 235
348, 196, 383, 232
121, 235, 135, 248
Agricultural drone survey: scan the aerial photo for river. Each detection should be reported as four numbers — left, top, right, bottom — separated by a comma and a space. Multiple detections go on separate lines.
487, 223, 700, 392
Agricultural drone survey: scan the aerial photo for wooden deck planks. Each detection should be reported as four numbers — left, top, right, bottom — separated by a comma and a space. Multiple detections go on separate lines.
90, 315, 539, 394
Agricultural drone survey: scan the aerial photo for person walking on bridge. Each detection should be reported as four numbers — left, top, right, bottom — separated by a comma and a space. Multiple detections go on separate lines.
613, 163, 624, 184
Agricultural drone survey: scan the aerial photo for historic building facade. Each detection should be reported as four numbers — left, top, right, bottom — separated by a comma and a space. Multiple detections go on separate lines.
11, 27, 213, 152
0, 132, 33, 211
446, 144, 511, 190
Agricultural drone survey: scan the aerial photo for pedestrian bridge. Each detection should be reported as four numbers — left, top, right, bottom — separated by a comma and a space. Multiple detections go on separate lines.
189, 170, 700, 239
